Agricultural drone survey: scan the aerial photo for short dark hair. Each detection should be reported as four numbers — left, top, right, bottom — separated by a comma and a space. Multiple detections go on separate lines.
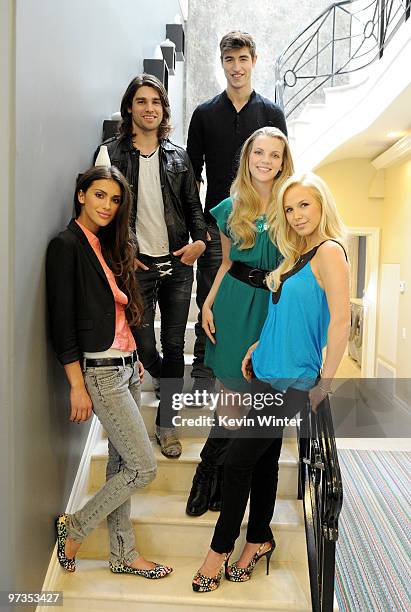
219, 31, 256, 61
119, 74, 172, 140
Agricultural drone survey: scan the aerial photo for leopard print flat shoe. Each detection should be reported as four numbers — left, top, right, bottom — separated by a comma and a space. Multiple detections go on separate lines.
55, 514, 76, 572
109, 561, 173, 579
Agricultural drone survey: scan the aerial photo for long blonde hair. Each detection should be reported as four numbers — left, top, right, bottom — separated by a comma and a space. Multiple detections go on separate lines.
228, 127, 294, 249
267, 172, 347, 291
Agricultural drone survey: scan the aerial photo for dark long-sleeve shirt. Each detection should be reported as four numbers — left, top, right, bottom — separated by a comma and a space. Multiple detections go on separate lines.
187, 90, 287, 222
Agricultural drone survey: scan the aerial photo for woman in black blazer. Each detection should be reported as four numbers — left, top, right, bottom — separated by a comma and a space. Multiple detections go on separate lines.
47, 165, 172, 579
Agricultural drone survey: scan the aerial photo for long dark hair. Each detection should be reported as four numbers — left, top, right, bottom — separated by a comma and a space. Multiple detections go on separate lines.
119, 73, 172, 141
74, 166, 143, 327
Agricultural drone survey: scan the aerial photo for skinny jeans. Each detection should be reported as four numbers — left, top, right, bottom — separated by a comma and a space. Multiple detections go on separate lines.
67, 362, 156, 565
134, 253, 193, 428
192, 223, 222, 379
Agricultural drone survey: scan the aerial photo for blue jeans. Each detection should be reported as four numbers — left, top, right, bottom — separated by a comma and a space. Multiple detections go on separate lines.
134, 253, 193, 427
67, 362, 156, 565
192, 224, 222, 379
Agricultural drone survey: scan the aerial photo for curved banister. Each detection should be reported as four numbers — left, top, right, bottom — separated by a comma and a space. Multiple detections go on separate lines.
298, 396, 343, 612
275, 0, 411, 117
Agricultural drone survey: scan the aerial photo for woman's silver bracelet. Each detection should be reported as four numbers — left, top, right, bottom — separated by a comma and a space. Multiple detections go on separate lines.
317, 383, 333, 395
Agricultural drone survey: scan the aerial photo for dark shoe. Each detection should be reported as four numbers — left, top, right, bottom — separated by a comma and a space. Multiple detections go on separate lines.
109, 560, 173, 579
208, 467, 223, 512
55, 514, 76, 572
186, 462, 213, 516
152, 377, 161, 400
155, 426, 182, 458
226, 539, 276, 582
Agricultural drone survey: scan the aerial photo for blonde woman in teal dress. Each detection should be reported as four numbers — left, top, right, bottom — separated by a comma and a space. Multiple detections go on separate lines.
186, 126, 294, 520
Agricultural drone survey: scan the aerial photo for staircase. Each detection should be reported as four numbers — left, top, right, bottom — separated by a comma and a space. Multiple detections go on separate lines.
276, 0, 411, 171
49, 282, 312, 611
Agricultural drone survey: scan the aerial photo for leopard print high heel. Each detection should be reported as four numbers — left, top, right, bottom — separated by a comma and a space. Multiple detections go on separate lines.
192, 550, 233, 592
226, 539, 276, 582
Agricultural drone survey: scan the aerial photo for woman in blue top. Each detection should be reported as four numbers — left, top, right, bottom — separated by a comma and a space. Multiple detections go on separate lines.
192, 172, 350, 592
186, 127, 294, 518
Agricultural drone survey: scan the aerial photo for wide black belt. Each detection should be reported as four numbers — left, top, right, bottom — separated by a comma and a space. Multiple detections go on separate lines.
84, 350, 138, 368
228, 261, 270, 290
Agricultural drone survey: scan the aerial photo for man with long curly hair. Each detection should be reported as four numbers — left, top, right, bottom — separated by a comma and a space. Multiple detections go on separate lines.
94, 74, 207, 459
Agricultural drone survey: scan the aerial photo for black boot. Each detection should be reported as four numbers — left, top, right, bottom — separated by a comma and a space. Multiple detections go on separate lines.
185, 462, 213, 517
208, 466, 223, 511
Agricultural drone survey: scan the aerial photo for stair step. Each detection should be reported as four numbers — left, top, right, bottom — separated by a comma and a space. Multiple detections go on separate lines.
323, 73, 369, 104
88, 437, 299, 497
297, 102, 326, 123
54, 555, 311, 611
78, 493, 306, 563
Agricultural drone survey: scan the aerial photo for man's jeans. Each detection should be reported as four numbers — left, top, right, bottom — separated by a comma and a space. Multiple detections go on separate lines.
192, 224, 222, 380
67, 362, 157, 565
134, 253, 193, 427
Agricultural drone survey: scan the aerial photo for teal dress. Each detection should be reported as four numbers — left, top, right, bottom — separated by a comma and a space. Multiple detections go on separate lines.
204, 197, 281, 391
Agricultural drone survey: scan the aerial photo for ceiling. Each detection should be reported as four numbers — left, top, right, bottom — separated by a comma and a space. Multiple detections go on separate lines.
319, 82, 411, 166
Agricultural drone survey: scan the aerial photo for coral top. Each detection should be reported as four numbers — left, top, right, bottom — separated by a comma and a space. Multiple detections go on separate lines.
76, 220, 136, 352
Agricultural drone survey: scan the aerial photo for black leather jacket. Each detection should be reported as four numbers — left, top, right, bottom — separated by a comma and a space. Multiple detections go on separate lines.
94, 137, 207, 251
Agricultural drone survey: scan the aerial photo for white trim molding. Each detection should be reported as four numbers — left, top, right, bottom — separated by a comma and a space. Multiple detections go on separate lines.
372, 133, 411, 169
347, 226, 380, 378
37, 416, 102, 611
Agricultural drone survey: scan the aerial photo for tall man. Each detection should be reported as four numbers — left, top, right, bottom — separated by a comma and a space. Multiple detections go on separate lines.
185, 32, 287, 515
95, 74, 207, 458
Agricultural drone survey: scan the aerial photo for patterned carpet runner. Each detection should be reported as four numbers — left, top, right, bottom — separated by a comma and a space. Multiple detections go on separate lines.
335, 449, 411, 611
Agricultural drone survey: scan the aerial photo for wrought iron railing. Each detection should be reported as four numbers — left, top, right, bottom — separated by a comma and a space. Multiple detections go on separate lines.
275, 0, 411, 117
298, 397, 343, 612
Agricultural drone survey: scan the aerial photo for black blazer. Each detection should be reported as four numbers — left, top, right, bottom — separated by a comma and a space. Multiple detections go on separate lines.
46, 219, 118, 365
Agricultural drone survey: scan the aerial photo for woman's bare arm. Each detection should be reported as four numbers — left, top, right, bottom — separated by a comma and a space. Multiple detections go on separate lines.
202, 232, 232, 344
309, 241, 350, 411
64, 361, 93, 423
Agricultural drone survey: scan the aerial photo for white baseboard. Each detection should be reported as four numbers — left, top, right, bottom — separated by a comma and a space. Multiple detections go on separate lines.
376, 357, 396, 378
37, 415, 102, 612
66, 414, 102, 512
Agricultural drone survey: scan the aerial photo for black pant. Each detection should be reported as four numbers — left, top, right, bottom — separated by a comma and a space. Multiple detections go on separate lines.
134, 253, 193, 428
200, 434, 232, 467
192, 223, 222, 379
210, 384, 308, 553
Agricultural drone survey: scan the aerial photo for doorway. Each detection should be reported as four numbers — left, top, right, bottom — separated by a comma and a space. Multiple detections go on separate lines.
346, 227, 380, 377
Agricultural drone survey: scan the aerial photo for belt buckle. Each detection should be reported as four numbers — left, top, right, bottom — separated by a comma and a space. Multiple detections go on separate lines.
248, 268, 262, 288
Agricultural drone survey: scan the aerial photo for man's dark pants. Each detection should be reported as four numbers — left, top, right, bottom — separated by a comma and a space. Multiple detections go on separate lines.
191, 223, 230, 482
192, 223, 222, 381
134, 253, 193, 428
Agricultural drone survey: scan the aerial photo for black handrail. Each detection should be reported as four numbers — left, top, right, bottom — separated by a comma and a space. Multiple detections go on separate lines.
275, 0, 411, 117
298, 396, 343, 612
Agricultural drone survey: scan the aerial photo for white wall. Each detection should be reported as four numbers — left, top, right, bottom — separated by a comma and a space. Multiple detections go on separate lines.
0, 0, 16, 599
